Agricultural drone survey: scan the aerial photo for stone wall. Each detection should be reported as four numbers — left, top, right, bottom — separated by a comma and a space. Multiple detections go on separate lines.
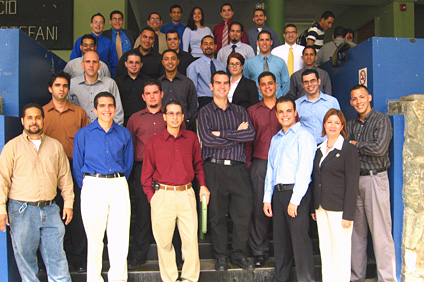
388, 95, 424, 282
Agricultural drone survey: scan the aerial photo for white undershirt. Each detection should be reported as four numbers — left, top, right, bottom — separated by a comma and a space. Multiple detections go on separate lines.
30, 139, 41, 151
228, 76, 242, 103
318, 135, 344, 167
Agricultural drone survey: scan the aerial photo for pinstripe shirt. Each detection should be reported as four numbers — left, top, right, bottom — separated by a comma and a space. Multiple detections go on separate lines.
346, 108, 392, 170
198, 101, 255, 163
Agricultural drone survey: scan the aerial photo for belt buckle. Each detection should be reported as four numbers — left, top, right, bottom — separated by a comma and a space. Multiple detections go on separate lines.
224, 160, 231, 166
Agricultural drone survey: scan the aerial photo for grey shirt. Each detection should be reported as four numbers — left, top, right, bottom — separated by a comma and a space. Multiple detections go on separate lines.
68, 75, 124, 125
287, 66, 332, 100
63, 57, 111, 78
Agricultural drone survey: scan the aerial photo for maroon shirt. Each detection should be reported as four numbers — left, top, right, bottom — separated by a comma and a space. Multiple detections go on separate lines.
142, 129, 206, 202
213, 19, 248, 54
245, 100, 282, 167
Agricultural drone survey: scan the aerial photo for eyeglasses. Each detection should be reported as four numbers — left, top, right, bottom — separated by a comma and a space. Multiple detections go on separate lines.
302, 79, 318, 86
228, 63, 242, 67
166, 112, 182, 117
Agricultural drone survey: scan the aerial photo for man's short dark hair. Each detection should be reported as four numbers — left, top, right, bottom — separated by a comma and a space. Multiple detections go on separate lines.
170, 4, 182, 13
126, 51, 143, 63
321, 11, 335, 20
302, 46, 317, 56
94, 92, 115, 108
143, 79, 162, 92
165, 100, 183, 113
166, 29, 180, 39
147, 12, 161, 21
257, 30, 272, 41
211, 70, 230, 84
284, 24, 297, 32
253, 8, 265, 17
220, 3, 233, 12
81, 34, 97, 46
229, 22, 244, 33
301, 68, 320, 81
110, 10, 123, 20
201, 35, 216, 44
258, 71, 276, 84
48, 71, 71, 87
350, 84, 369, 93
333, 26, 347, 38
162, 49, 178, 60
91, 13, 105, 23
22, 103, 44, 118
276, 96, 296, 111
140, 26, 155, 35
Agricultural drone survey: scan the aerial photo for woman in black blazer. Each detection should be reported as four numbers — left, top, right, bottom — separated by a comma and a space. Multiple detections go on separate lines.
311, 108, 359, 282
227, 53, 259, 109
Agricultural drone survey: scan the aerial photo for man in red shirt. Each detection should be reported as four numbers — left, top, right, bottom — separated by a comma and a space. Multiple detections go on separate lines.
142, 100, 210, 282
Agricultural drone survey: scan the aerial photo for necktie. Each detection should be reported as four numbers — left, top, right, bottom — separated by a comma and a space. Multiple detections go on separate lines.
222, 21, 229, 48
263, 56, 269, 72
287, 46, 294, 76
231, 45, 237, 53
210, 60, 216, 76
257, 28, 263, 55
116, 31, 123, 59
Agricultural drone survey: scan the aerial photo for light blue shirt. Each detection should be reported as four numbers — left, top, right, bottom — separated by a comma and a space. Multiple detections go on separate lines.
243, 53, 290, 99
186, 55, 226, 98
263, 122, 316, 205
217, 41, 255, 65
112, 29, 132, 54
295, 91, 340, 144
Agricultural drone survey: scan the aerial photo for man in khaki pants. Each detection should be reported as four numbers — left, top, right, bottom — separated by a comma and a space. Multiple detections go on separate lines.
142, 100, 210, 282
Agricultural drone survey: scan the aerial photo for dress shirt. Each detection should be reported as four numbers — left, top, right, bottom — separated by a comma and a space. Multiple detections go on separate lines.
346, 108, 392, 170
159, 72, 198, 120
263, 122, 316, 205
182, 27, 213, 58
68, 75, 124, 125
64, 57, 111, 78
316, 38, 353, 66
176, 50, 195, 76
246, 25, 280, 55
160, 22, 185, 49
43, 100, 89, 159
0, 132, 74, 214
115, 73, 148, 122
271, 43, 304, 73
306, 22, 325, 51
115, 48, 163, 79
186, 55, 226, 98
228, 76, 241, 102
198, 101, 255, 163
295, 92, 340, 144
70, 33, 118, 76
217, 41, 255, 65
111, 29, 133, 55
73, 120, 134, 188
213, 19, 248, 53
141, 129, 206, 201
288, 66, 332, 100
244, 100, 282, 166
243, 54, 290, 99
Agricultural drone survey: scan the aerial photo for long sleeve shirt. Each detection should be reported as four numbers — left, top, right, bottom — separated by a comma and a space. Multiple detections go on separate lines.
182, 27, 213, 58
263, 123, 316, 206
141, 129, 206, 202
271, 43, 305, 73
64, 57, 111, 78
0, 132, 74, 214
72, 120, 134, 188
198, 101, 255, 163
115, 73, 148, 123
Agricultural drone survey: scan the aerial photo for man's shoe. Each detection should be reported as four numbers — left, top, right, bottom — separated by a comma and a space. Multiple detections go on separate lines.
231, 256, 255, 270
254, 255, 267, 267
215, 257, 228, 271
72, 261, 87, 273
128, 258, 147, 270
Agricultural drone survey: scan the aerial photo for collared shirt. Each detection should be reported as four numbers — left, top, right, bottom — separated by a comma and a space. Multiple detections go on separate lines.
182, 26, 214, 58
288, 66, 333, 100
271, 43, 305, 73
246, 25, 281, 55
68, 75, 124, 125
43, 100, 89, 159
245, 100, 282, 166
213, 19, 248, 53
63, 57, 111, 78
70, 33, 118, 76
115, 72, 148, 123
186, 55, 226, 98
161, 22, 185, 49
0, 132, 74, 214
295, 92, 340, 144
115, 48, 163, 79
243, 54, 290, 99
73, 120, 134, 188
111, 28, 132, 55
217, 41, 255, 65
306, 22, 325, 51
263, 122, 316, 205
318, 134, 344, 166
141, 129, 206, 201
176, 50, 195, 76
316, 38, 353, 66
198, 101, 255, 163
346, 108, 392, 170
159, 72, 198, 120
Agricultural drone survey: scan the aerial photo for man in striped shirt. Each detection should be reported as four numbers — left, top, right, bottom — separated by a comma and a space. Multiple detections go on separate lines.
306, 11, 335, 52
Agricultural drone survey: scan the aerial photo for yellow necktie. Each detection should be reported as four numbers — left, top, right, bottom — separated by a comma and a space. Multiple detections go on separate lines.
116, 31, 123, 59
288, 46, 294, 76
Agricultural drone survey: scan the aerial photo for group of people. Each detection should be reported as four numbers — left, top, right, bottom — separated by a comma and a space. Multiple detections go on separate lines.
0, 3, 397, 282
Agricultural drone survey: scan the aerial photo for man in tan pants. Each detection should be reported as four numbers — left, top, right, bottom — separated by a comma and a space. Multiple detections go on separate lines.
142, 100, 210, 282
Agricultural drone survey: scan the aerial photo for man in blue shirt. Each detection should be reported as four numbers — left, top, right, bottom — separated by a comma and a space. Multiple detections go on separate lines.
187, 36, 226, 109
73, 92, 134, 282
263, 95, 316, 282
160, 4, 185, 49
295, 68, 340, 144
243, 30, 289, 99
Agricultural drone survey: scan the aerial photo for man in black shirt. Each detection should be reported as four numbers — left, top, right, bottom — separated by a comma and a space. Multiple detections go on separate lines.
165, 29, 194, 75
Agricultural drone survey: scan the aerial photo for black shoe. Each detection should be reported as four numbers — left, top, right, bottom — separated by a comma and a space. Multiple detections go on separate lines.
215, 257, 228, 271
128, 258, 147, 270
231, 256, 255, 270
254, 255, 267, 267
73, 261, 87, 273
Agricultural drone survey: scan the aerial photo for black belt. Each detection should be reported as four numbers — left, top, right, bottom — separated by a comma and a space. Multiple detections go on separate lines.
207, 158, 243, 166
275, 184, 294, 191
84, 172, 125, 178
360, 168, 386, 176
27, 200, 54, 207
